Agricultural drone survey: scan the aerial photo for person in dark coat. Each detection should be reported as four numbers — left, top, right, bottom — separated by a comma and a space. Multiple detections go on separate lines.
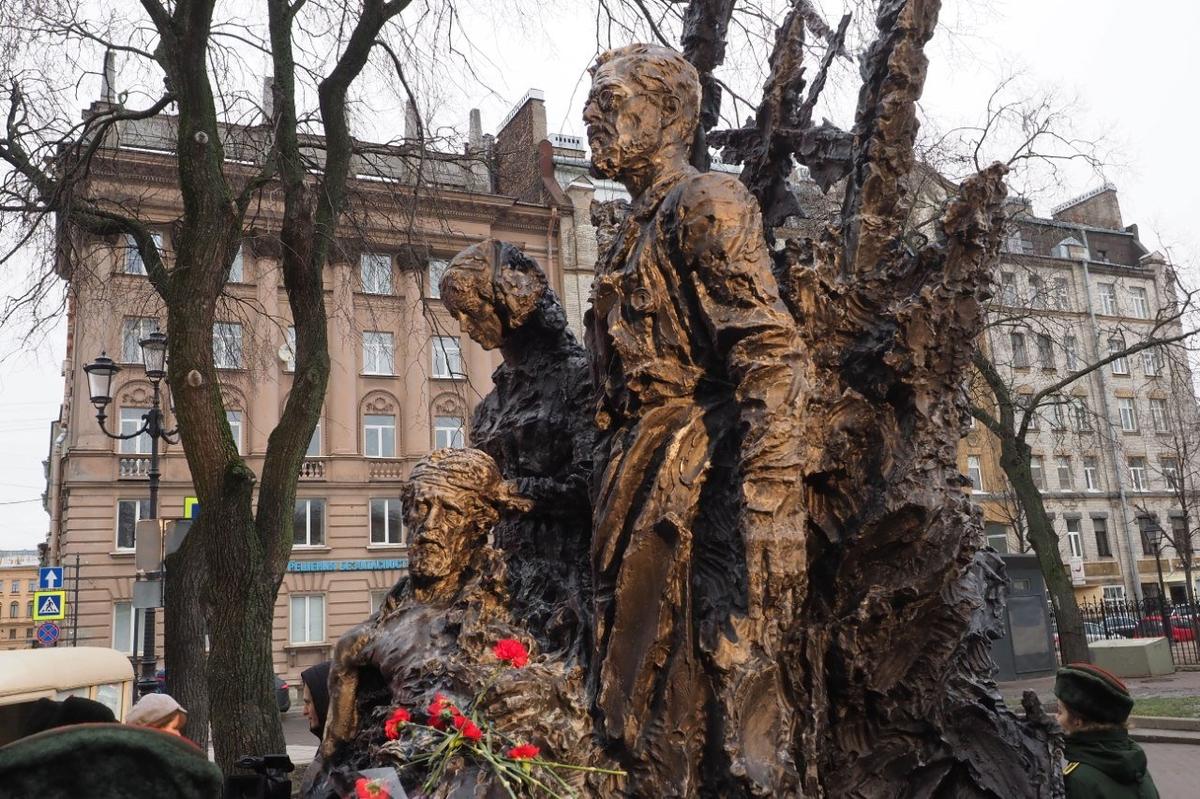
1054, 663, 1160, 798
23, 695, 115, 736
301, 661, 332, 740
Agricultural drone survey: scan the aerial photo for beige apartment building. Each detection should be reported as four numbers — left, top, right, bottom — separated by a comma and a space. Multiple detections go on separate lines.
966, 185, 1200, 604
0, 552, 40, 650
43, 88, 593, 686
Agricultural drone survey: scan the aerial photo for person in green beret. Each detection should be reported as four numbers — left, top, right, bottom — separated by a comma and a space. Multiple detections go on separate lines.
1054, 663, 1160, 798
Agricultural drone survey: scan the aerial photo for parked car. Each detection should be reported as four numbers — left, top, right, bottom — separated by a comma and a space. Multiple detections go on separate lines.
1131, 615, 1196, 643
155, 670, 291, 713
1097, 614, 1139, 638
1055, 622, 1108, 648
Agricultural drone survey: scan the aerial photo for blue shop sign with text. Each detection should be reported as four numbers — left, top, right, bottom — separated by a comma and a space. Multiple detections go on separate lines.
286, 558, 408, 573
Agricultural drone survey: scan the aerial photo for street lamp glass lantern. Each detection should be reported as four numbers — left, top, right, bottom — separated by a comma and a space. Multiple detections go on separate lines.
83, 354, 122, 410
139, 330, 168, 381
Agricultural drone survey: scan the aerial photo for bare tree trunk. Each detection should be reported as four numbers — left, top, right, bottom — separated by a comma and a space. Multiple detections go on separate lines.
164, 521, 210, 749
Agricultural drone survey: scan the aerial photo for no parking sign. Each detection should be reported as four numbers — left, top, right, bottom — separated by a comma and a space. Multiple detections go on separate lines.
36, 622, 60, 646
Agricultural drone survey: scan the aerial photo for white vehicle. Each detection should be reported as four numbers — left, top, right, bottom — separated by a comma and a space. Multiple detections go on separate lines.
0, 647, 134, 745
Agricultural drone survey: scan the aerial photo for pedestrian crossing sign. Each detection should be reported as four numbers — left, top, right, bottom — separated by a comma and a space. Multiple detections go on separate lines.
33, 590, 66, 621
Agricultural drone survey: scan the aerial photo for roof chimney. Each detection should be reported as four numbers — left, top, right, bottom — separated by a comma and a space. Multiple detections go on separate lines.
469, 109, 482, 148
101, 50, 117, 104
405, 99, 422, 142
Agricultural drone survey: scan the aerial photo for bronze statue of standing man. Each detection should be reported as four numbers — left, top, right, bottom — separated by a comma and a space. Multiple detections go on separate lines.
584, 44, 809, 796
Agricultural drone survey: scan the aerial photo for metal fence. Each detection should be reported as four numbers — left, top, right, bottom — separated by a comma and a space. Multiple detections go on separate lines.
1051, 598, 1200, 666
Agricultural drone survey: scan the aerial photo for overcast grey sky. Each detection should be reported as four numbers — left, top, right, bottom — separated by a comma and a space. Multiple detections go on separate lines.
1, 0, 1196, 548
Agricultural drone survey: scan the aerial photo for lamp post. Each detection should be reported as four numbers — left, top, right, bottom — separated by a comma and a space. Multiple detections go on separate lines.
83, 330, 178, 697
1141, 517, 1171, 631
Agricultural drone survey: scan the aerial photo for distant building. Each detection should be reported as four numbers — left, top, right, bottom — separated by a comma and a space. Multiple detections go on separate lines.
42, 87, 591, 685
0, 551, 41, 650
966, 184, 1200, 604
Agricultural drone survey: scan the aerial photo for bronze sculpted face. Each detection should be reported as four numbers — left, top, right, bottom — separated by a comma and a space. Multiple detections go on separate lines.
401, 448, 531, 585
442, 240, 549, 350
584, 44, 700, 189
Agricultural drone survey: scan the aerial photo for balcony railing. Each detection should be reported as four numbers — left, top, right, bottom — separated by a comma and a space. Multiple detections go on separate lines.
368, 459, 405, 481
118, 456, 151, 479
299, 458, 326, 480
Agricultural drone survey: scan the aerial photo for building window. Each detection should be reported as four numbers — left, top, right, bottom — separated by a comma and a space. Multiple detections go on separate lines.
427, 259, 449, 299
1026, 400, 1040, 430
370, 590, 390, 615
1056, 456, 1073, 491
1036, 334, 1055, 371
1071, 397, 1092, 432
1129, 286, 1150, 319
1083, 456, 1100, 491
984, 522, 1010, 554
8, 601, 17, 618
8, 582, 16, 594
229, 245, 245, 284
1053, 277, 1070, 310
123, 232, 163, 275
1010, 332, 1028, 368
1117, 397, 1138, 432
119, 408, 151, 454
1108, 337, 1129, 375
1102, 585, 1125, 604
361, 253, 393, 295
1065, 518, 1083, 559
112, 601, 146, 655
1099, 283, 1118, 315
293, 499, 326, 547
306, 421, 321, 458
1149, 398, 1169, 433
26, 579, 35, 592
967, 455, 983, 492
1030, 455, 1046, 491
363, 332, 395, 376
116, 498, 151, 551
1093, 518, 1111, 558
433, 416, 465, 450
121, 317, 159, 364
1028, 274, 1044, 309
370, 498, 404, 545
289, 594, 325, 644
1161, 457, 1180, 491
24, 600, 31, 617
226, 410, 244, 455
1049, 396, 1066, 430
283, 327, 296, 372
364, 414, 396, 458
1142, 347, 1162, 377
431, 337, 463, 379
1064, 335, 1079, 371
1000, 272, 1018, 306
213, 322, 243, 369
1128, 457, 1149, 492
1139, 520, 1157, 556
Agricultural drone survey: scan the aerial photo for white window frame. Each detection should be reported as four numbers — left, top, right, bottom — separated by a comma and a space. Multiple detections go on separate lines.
226, 410, 244, 455
370, 498, 404, 545
1094, 518, 1112, 558
1099, 283, 1118, 315
121, 317, 159, 364
967, 455, 984, 492
1149, 398, 1169, 433
433, 416, 465, 450
1064, 335, 1079, 371
1083, 456, 1100, 492
293, 498, 326, 547
1161, 458, 1180, 491
1129, 286, 1150, 319
1036, 334, 1055, 371
1142, 348, 1162, 377
229, 245, 245, 284
363, 414, 396, 458
431, 336, 463, 379
1056, 456, 1073, 491
1028, 274, 1044, 309
1066, 518, 1083, 559
360, 253, 393, 295
213, 322, 244, 370
283, 326, 297, 372
112, 601, 146, 656
306, 419, 322, 458
1072, 397, 1092, 432
123, 232, 163, 275
1053, 277, 1070, 310
289, 594, 325, 644
115, 498, 151, 551
1030, 455, 1046, 491
1000, 272, 1018, 306
1128, 457, 1149, 492
119, 408, 151, 454
1010, 331, 1028, 368
427, 259, 449, 299
363, 331, 395, 376
1108, 337, 1129, 375
1117, 397, 1138, 432
1102, 585, 1126, 604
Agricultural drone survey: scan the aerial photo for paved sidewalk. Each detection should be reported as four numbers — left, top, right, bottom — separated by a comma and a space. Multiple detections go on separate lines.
1000, 668, 1200, 705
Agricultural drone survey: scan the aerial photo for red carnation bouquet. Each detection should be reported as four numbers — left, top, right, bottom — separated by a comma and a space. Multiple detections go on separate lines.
371, 638, 622, 798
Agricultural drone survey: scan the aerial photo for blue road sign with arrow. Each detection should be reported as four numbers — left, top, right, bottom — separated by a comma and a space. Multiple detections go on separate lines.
39, 566, 63, 590
36, 622, 60, 646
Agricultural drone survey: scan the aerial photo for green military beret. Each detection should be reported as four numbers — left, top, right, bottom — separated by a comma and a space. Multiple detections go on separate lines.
1054, 662, 1134, 724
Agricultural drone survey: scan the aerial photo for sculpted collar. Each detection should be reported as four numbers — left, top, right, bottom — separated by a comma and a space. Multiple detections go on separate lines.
631, 165, 697, 221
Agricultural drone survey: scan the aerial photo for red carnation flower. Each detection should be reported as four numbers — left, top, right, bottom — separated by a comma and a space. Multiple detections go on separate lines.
507, 744, 540, 760
355, 777, 390, 799
383, 707, 410, 740
492, 638, 529, 668
459, 719, 482, 742
427, 694, 456, 730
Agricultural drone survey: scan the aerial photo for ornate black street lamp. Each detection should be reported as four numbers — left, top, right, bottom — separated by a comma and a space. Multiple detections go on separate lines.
1140, 517, 1171, 631
83, 330, 178, 697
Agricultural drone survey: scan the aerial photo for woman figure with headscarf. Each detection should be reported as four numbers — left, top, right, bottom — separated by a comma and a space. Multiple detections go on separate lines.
300, 661, 331, 740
